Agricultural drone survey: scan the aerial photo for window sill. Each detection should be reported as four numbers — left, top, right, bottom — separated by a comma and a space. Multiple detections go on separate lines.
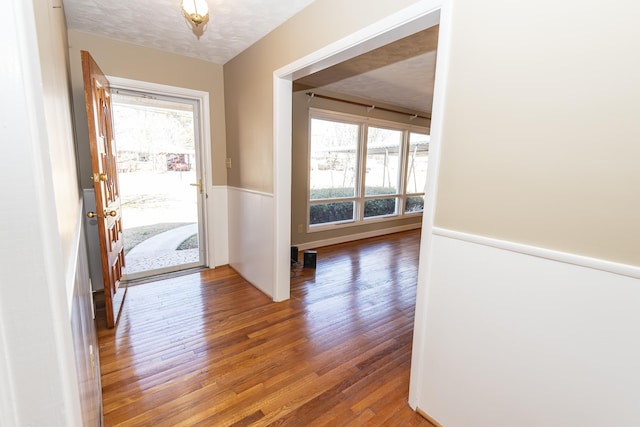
308, 211, 423, 233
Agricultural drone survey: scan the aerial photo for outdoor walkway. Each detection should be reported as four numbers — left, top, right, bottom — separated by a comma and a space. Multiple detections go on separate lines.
124, 223, 199, 275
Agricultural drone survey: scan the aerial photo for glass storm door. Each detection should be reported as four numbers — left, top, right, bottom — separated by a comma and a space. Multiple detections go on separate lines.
111, 90, 207, 281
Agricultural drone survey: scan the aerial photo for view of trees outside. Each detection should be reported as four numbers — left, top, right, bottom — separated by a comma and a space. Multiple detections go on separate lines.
365, 127, 402, 195
112, 94, 195, 174
406, 132, 429, 193
309, 118, 358, 224
308, 116, 429, 225
363, 126, 402, 218
309, 118, 359, 199
405, 132, 429, 213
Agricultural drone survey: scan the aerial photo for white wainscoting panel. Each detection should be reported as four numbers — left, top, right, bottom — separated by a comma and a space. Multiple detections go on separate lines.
227, 187, 275, 298
415, 233, 640, 426
209, 185, 229, 267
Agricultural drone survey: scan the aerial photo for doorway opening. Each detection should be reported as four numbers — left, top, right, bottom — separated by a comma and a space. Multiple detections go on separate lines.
111, 89, 208, 281
272, 2, 445, 301
272, 1, 450, 408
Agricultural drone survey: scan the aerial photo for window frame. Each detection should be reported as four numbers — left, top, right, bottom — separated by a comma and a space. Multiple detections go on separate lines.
307, 108, 429, 232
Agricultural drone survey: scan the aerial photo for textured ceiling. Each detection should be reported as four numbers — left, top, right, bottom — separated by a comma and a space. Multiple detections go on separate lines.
296, 27, 439, 114
315, 53, 437, 114
62, 0, 316, 64
63, 0, 438, 115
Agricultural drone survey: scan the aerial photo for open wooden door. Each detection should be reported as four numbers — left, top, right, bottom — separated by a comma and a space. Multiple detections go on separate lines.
82, 50, 126, 328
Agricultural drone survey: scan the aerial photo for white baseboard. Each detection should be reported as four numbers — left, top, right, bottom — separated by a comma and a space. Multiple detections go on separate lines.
294, 223, 421, 251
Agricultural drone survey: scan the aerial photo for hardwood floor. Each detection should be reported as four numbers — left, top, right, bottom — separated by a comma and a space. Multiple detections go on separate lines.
96, 230, 433, 426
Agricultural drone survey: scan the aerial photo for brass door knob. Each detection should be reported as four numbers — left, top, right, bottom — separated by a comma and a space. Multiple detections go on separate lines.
190, 179, 203, 194
91, 173, 108, 182
87, 210, 116, 218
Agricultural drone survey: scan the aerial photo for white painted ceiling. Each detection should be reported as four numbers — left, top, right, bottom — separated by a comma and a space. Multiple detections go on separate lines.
62, 0, 437, 115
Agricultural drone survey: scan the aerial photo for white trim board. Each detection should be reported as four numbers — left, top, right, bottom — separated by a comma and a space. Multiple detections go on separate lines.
226, 185, 274, 198
273, 76, 292, 301
295, 223, 422, 251
434, 227, 640, 280
406, 0, 452, 410
107, 76, 212, 102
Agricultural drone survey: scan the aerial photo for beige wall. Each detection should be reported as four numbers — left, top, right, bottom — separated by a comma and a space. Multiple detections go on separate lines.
434, 0, 640, 266
67, 30, 227, 189
291, 88, 428, 245
226, 0, 638, 266
224, 0, 423, 193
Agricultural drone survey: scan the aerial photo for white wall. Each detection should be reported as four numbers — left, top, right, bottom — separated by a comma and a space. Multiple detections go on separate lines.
0, 0, 85, 425
416, 233, 640, 426
70, 226, 102, 426
227, 187, 275, 298
209, 185, 230, 268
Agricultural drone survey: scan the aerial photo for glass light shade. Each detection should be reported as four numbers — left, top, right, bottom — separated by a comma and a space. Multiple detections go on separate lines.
181, 0, 209, 25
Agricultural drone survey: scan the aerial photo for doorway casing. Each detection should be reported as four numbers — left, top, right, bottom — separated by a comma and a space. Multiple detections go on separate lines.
272, 0, 452, 409
107, 77, 221, 270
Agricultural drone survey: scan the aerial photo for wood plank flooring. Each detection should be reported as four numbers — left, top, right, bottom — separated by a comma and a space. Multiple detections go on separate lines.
96, 230, 434, 426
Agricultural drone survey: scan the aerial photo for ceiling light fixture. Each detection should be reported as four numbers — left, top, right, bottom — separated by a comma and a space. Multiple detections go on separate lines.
181, 0, 209, 35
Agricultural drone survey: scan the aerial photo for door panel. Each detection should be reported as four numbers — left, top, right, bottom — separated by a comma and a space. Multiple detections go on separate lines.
82, 50, 126, 328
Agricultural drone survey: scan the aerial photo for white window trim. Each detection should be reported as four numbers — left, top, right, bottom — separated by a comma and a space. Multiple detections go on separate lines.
307, 108, 428, 232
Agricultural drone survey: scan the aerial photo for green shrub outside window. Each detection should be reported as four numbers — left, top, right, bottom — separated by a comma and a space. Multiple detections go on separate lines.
309, 201, 354, 225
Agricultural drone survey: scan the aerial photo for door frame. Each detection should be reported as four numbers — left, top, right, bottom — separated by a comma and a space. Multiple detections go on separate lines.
108, 76, 217, 269
272, 0, 452, 407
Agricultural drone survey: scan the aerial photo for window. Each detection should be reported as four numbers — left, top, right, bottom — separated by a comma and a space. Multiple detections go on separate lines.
405, 132, 429, 213
364, 126, 402, 218
308, 110, 428, 229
